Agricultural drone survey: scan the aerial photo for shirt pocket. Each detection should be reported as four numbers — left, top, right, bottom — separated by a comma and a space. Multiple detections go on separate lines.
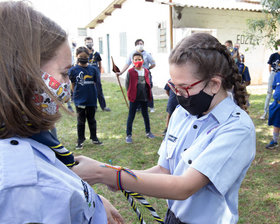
166, 141, 177, 159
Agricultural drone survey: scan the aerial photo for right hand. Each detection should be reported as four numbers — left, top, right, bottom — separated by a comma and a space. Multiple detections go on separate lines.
72, 155, 104, 185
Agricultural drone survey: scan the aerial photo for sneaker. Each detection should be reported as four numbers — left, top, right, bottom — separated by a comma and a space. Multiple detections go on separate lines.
102, 107, 111, 112
260, 113, 267, 120
150, 108, 155, 113
92, 138, 103, 145
146, 132, 155, 139
265, 140, 278, 149
126, 135, 132, 143
76, 143, 83, 150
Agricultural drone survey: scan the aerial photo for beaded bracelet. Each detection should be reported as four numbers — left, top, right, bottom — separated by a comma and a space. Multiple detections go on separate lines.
101, 164, 138, 191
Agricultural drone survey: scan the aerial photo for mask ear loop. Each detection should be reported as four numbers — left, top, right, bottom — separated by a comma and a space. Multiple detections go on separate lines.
201, 79, 216, 98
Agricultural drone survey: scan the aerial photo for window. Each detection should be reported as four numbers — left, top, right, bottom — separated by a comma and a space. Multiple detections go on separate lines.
77, 28, 87, 37
119, 32, 127, 57
98, 37, 103, 54
158, 21, 167, 53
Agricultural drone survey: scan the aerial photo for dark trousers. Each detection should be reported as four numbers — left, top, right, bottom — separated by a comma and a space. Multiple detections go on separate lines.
126, 101, 150, 136
165, 209, 187, 224
76, 106, 97, 143
96, 73, 106, 110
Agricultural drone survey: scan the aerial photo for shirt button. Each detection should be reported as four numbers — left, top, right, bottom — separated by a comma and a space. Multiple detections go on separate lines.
188, 160, 192, 164
193, 125, 197, 129
184, 148, 187, 151
10, 140, 19, 145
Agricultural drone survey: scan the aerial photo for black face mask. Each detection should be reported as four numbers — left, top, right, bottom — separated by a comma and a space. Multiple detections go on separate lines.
176, 90, 215, 116
78, 58, 88, 64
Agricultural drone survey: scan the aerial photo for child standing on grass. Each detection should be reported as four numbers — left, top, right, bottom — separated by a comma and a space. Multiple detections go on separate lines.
68, 47, 102, 149
125, 52, 155, 143
266, 71, 280, 149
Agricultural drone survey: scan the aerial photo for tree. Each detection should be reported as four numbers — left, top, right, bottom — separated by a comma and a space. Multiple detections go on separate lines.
246, 0, 280, 49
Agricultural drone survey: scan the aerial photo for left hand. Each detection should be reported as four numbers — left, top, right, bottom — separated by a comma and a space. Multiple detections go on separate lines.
99, 195, 125, 224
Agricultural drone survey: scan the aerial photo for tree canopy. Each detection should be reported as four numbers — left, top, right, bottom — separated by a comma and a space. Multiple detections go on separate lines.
247, 0, 280, 49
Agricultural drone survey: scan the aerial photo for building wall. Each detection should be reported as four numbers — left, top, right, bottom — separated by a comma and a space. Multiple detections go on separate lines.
88, 0, 172, 88
173, 7, 270, 85
88, 1, 272, 87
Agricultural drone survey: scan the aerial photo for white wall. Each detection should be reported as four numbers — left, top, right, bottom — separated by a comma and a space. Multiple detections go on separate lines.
88, 0, 172, 88
87, 1, 271, 86
174, 7, 269, 85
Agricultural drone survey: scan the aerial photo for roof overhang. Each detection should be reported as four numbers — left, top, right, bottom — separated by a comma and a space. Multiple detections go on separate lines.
156, 0, 263, 12
86, 0, 127, 29
86, 0, 263, 29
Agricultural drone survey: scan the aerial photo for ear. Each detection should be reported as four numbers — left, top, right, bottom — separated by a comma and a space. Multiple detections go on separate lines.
209, 76, 222, 94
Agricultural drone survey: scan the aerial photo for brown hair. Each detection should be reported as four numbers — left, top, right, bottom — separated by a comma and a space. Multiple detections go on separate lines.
76, 46, 90, 56
169, 33, 248, 112
0, 1, 67, 138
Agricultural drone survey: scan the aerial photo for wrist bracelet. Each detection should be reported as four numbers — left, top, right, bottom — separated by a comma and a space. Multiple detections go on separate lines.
101, 164, 137, 191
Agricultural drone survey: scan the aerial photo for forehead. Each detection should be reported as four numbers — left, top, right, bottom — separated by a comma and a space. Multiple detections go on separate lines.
169, 62, 199, 85
133, 55, 143, 60
55, 41, 71, 64
77, 52, 89, 57
85, 39, 93, 43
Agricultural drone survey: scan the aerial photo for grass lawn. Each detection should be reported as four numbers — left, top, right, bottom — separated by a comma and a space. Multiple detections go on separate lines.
57, 81, 280, 224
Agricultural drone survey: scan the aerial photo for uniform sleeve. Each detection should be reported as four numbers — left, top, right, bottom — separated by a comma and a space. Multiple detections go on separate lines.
95, 52, 102, 61
242, 67, 251, 82
188, 120, 256, 196
146, 52, 155, 65
126, 52, 133, 66
92, 66, 99, 83
268, 54, 274, 65
0, 185, 73, 223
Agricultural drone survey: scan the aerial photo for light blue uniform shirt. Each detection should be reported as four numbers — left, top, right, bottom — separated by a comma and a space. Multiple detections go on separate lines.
0, 137, 107, 224
158, 97, 256, 224
126, 50, 155, 70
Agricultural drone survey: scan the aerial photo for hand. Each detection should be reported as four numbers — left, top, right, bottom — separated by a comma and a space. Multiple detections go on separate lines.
99, 195, 125, 224
72, 155, 103, 185
116, 72, 121, 77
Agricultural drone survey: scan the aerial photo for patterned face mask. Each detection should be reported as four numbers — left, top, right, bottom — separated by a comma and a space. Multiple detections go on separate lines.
34, 72, 71, 115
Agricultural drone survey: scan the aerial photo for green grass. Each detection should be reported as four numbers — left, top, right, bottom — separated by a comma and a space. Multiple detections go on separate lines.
57, 81, 280, 224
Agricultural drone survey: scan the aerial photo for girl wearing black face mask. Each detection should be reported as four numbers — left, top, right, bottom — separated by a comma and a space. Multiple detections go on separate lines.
168, 79, 215, 117
72, 33, 256, 224
68, 46, 103, 150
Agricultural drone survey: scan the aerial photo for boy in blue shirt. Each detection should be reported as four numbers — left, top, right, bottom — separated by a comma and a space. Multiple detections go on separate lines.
68, 47, 102, 149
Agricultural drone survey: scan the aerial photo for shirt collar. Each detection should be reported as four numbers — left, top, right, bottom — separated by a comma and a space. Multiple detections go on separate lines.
209, 96, 238, 124
183, 96, 237, 124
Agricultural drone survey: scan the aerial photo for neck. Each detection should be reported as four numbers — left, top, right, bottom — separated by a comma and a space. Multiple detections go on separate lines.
204, 90, 228, 115
135, 67, 143, 71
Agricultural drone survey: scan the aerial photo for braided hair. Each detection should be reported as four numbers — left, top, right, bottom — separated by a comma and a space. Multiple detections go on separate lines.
169, 33, 248, 112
